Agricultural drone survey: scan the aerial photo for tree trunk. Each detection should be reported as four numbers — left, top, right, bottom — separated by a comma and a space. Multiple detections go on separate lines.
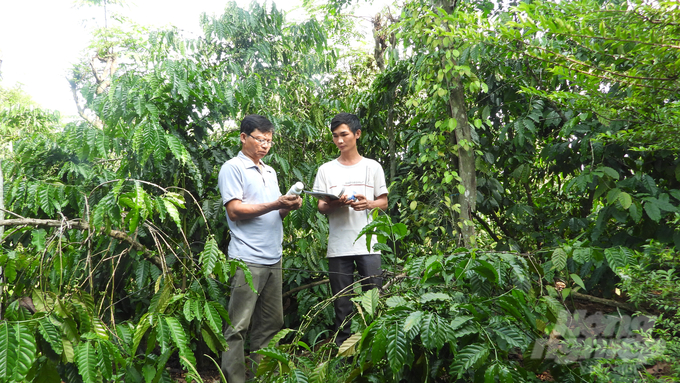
437, 0, 477, 248
447, 80, 477, 248
387, 104, 396, 183
373, 13, 397, 184
373, 15, 387, 71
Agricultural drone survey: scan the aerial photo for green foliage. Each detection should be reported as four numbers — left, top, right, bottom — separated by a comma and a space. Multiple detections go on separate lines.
0, 106, 59, 148
2, 0, 680, 381
354, 0, 680, 258
0, 322, 17, 381
258, 245, 574, 382
74, 342, 98, 383
469, 0, 680, 253
165, 316, 196, 371
1, 0, 339, 380
616, 243, 680, 376
503, 0, 680, 150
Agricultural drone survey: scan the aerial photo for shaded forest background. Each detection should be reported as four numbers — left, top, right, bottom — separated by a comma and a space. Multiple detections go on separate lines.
1, 0, 679, 382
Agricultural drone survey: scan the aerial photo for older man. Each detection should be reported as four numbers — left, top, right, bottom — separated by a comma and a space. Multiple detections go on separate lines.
218, 114, 301, 383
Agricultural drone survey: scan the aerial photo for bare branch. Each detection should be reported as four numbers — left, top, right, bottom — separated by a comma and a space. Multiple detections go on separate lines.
382, 273, 407, 291
68, 77, 104, 129
571, 292, 643, 313
0, 218, 163, 269
282, 279, 329, 299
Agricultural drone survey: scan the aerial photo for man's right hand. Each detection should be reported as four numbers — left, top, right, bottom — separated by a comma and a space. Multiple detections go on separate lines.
318, 194, 352, 214
278, 195, 302, 210
331, 194, 353, 207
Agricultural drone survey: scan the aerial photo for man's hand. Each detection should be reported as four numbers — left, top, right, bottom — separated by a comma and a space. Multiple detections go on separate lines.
349, 194, 370, 211
278, 194, 302, 210
278, 195, 302, 218
318, 194, 352, 214
350, 193, 388, 212
226, 194, 303, 221
326, 194, 353, 207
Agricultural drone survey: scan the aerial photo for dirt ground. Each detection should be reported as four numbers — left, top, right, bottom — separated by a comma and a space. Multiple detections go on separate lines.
168, 366, 223, 383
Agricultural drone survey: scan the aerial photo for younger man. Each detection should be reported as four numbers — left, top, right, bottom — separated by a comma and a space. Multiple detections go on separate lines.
312, 112, 388, 346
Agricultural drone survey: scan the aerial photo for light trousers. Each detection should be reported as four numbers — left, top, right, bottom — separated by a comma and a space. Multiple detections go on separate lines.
221, 260, 283, 383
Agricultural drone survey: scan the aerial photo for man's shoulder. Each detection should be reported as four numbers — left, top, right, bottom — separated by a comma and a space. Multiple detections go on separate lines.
317, 159, 337, 172
361, 157, 384, 169
220, 157, 241, 170
219, 156, 248, 180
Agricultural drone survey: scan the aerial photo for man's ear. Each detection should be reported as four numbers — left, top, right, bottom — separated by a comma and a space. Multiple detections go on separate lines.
355, 129, 362, 139
239, 132, 247, 144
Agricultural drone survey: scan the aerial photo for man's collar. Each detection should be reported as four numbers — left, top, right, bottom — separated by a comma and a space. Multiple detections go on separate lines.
237, 151, 269, 170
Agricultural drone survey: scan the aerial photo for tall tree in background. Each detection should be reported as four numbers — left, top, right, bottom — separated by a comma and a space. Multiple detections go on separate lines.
0, 2, 339, 380
436, 0, 477, 248
359, 0, 486, 250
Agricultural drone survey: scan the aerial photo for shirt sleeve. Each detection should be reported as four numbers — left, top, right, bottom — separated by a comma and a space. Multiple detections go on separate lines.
312, 165, 327, 193
218, 162, 244, 205
373, 162, 388, 197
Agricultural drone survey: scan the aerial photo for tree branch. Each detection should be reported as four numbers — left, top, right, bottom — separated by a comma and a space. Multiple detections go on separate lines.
90, 56, 103, 84
589, 9, 680, 26
552, 30, 680, 50
471, 211, 501, 243
0, 218, 162, 269
282, 279, 329, 299
68, 78, 103, 129
382, 273, 407, 291
487, 211, 516, 243
571, 292, 643, 313
515, 43, 679, 88
94, 54, 118, 95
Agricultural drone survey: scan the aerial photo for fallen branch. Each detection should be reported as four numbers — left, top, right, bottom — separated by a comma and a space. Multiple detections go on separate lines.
571, 291, 643, 313
283, 279, 329, 299
0, 218, 162, 269
382, 272, 407, 290
282, 271, 410, 299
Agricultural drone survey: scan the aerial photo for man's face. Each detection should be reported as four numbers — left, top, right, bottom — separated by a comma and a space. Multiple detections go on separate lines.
240, 128, 273, 162
332, 124, 360, 153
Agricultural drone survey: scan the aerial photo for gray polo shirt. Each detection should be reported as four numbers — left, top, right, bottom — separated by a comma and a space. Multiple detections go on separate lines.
217, 151, 283, 265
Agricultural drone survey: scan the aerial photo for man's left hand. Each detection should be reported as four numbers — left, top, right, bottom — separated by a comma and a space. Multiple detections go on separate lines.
349, 194, 371, 211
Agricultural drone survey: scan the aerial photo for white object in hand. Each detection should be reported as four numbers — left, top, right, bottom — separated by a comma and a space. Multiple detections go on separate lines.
287, 181, 304, 196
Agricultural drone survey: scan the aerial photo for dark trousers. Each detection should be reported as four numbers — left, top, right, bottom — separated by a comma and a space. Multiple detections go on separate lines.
328, 254, 382, 346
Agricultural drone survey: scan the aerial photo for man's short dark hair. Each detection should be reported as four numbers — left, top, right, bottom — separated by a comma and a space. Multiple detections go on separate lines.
240, 114, 274, 135
330, 113, 361, 133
